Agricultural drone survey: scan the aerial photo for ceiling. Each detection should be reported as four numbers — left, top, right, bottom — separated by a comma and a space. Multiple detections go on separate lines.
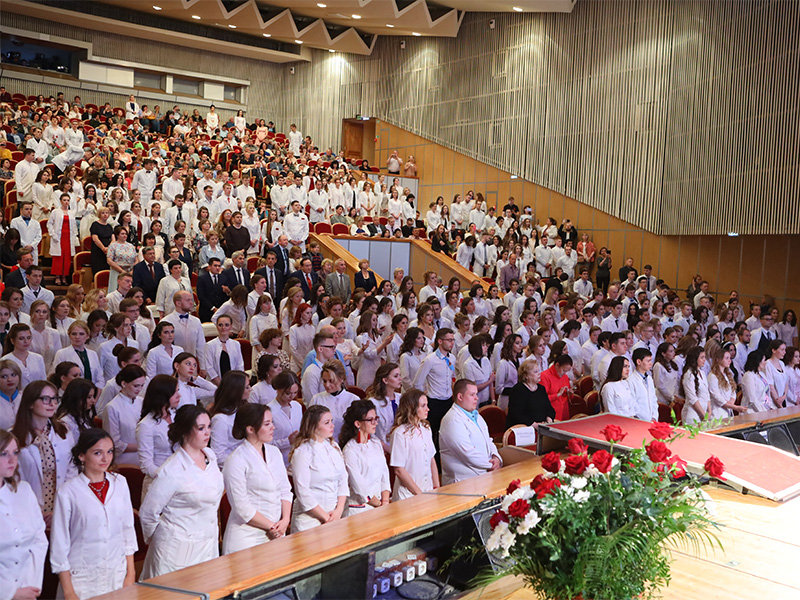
94, 0, 577, 56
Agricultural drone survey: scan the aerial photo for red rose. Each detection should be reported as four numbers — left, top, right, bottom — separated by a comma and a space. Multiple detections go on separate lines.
535, 477, 562, 498
541, 451, 562, 473
507, 499, 530, 519
531, 474, 546, 489
704, 455, 726, 480
591, 449, 613, 474
564, 454, 590, 475
645, 440, 672, 463
489, 510, 509, 529
567, 438, 588, 455
667, 455, 687, 478
506, 479, 522, 495
648, 421, 674, 440
600, 424, 627, 443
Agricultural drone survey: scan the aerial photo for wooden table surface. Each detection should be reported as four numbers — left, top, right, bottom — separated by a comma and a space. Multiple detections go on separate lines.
707, 404, 800, 435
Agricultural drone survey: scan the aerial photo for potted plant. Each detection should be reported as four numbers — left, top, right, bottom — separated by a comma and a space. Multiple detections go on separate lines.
481, 421, 724, 600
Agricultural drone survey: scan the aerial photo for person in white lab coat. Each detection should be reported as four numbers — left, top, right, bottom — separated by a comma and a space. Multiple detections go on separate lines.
626, 348, 659, 422
145, 321, 184, 380
0, 430, 49, 600
438, 379, 502, 485
10, 202, 43, 265
289, 405, 349, 532
50, 428, 137, 600
680, 347, 711, 425
365, 362, 402, 452
308, 360, 359, 441
209, 370, 251, 469
102, 365, 146, 466
268, 371, 302, 468
389, 389, 439, 501
13, 380, 78, 520
139, 404, 224, 580
600, 356, 636, 417
136, 374, 181, 500
222, 403, 292, 555
2, 323, 47, 391
51, 321, 105, 391
339, 399, 390, 516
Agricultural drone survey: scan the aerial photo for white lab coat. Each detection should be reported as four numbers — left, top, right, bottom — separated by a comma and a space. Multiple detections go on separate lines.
369, 394, 399, 446
145, 344, 184, 379
10, 216, 43, 263
0, 480, 48, 600
439, 405, 501, 485
290, 440, 349, 532
601, 380, 637, 417
51, 346, 105, 390
103, 393, 144, 465
136, 412, 172, 500
308, 390, 359, 441
18, 426, 78, 511
681, 370, 710, 425
50, 473, 137, 600
268, 399, 303, 467
204, 338, 244, 381
221, 442, 292, 554
1, 351, 46, 391
342, 438, 390, 516
139, 446, 224, 580
46, 208, 79, 257
708, 372, 736, 420
210, 411, 240, 469
389, 424, 436, 500
626, 371, 658, 422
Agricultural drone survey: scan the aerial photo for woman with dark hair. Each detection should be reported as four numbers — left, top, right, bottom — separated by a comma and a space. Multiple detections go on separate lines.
601, 355, 635, 417
680, 347, 710, 424
355, 310, 391, 389
496, 333, 523, 412
136, 375, 181, 499
140, 404, 223, 579
388, 389, 439, 500
2, 323, 47, 390
222, 403, 292, 554
399, 327, 425, 392
13, 379, 77, 520
270, 371, 302, 467
339, 399, 390, 516
99, 312, 133, 382
103, 364, 147, 465
765, 339, 789, 409
741, 350, 773, 413
55, 378, 98, 443
0, 429, 49, 600
146, 321, 183, 379
463, 334, 495, 407
653, 342, 680, 407
171, 352, 215, 410
365, 362, 402, 450
209, 370, 250, 469
50, 428, 136, 599
289, 404, 348, 532
777, 309, 798, 347
250, 354, 282, 405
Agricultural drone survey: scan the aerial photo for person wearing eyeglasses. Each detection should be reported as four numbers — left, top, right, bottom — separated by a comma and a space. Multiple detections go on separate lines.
301, 332, 338, 402
12, 380, 78, 525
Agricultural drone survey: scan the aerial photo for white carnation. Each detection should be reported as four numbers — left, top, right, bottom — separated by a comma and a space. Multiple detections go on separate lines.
499, 530, 517, 555
573, 490, 590, 503
571, 477, 588, 489
501, 487, 527, 511
584, 465, 601, 477
515, 510, 542, 535
486, 521, 509, 553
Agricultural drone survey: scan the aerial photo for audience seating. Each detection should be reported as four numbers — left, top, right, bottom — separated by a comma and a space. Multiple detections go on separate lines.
117, 464, 145, 511
246, 256, 260, 272
501, 425, 536, 451
568, 395, 590, 419
239, 339, 252, 371
479, 405, 506, 442
315, 222, 332, 234
584, 390, 599, 414
575, 375, 593, 399
219, 493, 232, 540
332, 223, 349, 235
93, 270, 110, 290
347, 386, 366, 400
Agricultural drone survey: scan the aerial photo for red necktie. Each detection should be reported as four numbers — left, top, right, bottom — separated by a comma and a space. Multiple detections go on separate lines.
305, 273, 312, 289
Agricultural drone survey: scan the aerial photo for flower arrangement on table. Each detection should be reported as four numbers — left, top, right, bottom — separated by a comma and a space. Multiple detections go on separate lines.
482, 421, 725, 600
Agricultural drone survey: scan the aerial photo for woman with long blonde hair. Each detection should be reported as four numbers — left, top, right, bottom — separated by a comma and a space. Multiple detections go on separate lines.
388, 389, 439, 501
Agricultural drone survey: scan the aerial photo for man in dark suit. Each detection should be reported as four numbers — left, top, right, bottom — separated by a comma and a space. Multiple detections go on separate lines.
132, 246, 166, 305
219, 250, 251, 294
196, 257, 228, 322
290, 257, 319, 302
271, 234, 292, 276
250, 159, 268, 195
5, 249, 34, 290
255, 250, 285, 311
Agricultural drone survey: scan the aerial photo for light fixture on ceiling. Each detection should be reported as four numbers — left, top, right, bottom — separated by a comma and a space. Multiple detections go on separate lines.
513, 6, 523, 11
386, 24, 394, 28
228, 24, 237, 28
295, 39, 303, 44
153, 5, 162, 10
263, 33, 271, 37
192, 15, 201, 19
317, 3, 327, 7
352, 14, 361, 19
412, 32, 421, 36
329, 49, 335, 53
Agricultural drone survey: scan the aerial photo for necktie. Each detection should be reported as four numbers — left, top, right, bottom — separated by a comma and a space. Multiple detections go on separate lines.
77, 349, 92, 382
179, 314, 189, 320
177, 207, 183, 222
220, 344, 231, 376
213, 274, 218, 286
33, 289, 39, 298
282, 248, 289, 273
179, 280, 186, 291
149, 263, 155, 280
306, 273, 312, 290
391, 397, 398, 416
615, 318, 619, 328
340, 273, 345, 289
269, 270, 275, 297
236, 269, 243, 286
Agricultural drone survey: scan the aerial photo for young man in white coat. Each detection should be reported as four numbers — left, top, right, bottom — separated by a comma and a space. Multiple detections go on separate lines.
627, 347, 658, 422
10, 202, 43, 264
439, 378, 502, 485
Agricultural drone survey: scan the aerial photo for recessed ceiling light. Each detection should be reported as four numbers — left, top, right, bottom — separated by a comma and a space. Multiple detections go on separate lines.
191, 15, 201, 19
513, 6, 523, 11
329, 49, 335, 53
386, 24, 394, 28
295, 39, 303, 44
412, 32, 421, 36
352, 14, 361, 19
263, 33, 271, 37
228, 24, 237, 28
317, 3, 327, 7
153, 5, 162, 10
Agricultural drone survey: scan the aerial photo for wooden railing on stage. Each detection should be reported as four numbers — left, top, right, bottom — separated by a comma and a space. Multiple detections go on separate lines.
707, 404, 800, 436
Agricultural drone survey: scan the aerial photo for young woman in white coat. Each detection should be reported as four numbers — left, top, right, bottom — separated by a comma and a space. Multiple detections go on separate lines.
249, 354, 281, 406
51, 321, 105, 391
308, 360, 359, 441
12, 380, 78, 523
102, 365, 146, 466
0, 430, 49, 600
172, 352, 216, 410
145, 321, 183, 380
741, 350, 774, 413
98, 314, 135, 383
136, 375, 181, 501
289, 404, 349, 532
339, 400, 390, 516
365, 363, 402, 451
389, 389, 439, 501
355, 310, 392, 390
600, 356, 636, 417
50, 428, 137, 600
2, 324, 47, 391
222, 403, 292, 555
268, 371, 302, 468
653, 342, 680, 407
209, 370, 251, 469
399, 327, 426, 393
680, 347, 710, 425
495, 334, 523, 412
47, 193, 79, 287
54, 378, 98, 446
139, 404, 224, 580
707, 347, 747, 419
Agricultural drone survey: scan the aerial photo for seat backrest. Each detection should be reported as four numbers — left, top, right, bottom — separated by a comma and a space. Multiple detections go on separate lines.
576, 375, 593, 398
767, 426, 799, 455
117, 464, 145, 511
584, 390, 600, 413
479, 405, 507, 441
332, 223, 349, 235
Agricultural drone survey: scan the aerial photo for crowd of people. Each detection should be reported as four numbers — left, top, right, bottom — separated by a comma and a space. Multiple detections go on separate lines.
1, 87, 799, 600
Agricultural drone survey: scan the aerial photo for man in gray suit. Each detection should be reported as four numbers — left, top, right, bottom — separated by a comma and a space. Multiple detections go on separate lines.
324, 258, 352, 304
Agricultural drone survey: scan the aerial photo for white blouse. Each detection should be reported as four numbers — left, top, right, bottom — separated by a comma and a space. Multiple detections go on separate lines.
463, 356, 493, 405
399, 351, 423, 392
369, 393, 400, 446
145, 344, 184, 379
249, 381, 276, 405
176, 377, 217, 409
653, 362, 680, 406
0, 481, 48, 598
389, 424, 436, 501
342, 437, 390, 512
1, 352, 46, 391
210, 411, 240, 469
708, 372, 736, 419
136, 413, 172, 479
249, 313, 278, 346
681, 370, 710, 425
290, 440, 349, 532
29, 326, 62, 372
221, 441, 292, 555
309, 390, 359, 440
50, 473, 137, 600
268, 399, 303, 467
288, 324, 315, 372
103, 393, 144, 465
601, 380, 637, 417
765, 360, 789, 403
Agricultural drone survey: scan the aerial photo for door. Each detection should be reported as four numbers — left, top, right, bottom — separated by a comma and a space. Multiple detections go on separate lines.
342, 120, 364, 161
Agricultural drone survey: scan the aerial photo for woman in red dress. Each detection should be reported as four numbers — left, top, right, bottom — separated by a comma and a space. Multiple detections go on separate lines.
47, 193, 78, 286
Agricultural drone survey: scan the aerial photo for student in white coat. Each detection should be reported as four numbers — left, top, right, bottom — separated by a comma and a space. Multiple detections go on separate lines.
0, 430, 49, 600
209, 370, 251, 469
54, 378, 98, 448
269, 371, 303, 468
389, 389, 439, 501
222, 403, 292, 555
50, 429, 137, 600
172, 352, 217, 409
145, 321, 184, 380
47, 193, 79, 287
626, 348, 659, 421
136, 375, 181, 501
10, 202, 43, 265
51, 321, 105, 391
600, 356, 636, 417
289, 405, 349, 532
439, 379, 502, 485
95, 347, 142, 415
13, 380, 78, 521
102, 365, 147, 466
339, 400, 390, 516
707, 347, 747, 419
205, 315, 244, 386
680, 347, 710, 425
139, 404, 224, 580
2, 324, 47, 390
355, 310, 392, 390
99, 313, 136, 383
365, 363, 402, 452
308, 361, 359, 441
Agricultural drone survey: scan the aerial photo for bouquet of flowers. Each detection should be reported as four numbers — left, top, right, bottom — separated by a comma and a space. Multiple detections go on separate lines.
483, 421, 724, 600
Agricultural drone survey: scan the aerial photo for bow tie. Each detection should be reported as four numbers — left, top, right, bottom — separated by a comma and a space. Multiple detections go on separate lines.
179, 314, 189, 320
